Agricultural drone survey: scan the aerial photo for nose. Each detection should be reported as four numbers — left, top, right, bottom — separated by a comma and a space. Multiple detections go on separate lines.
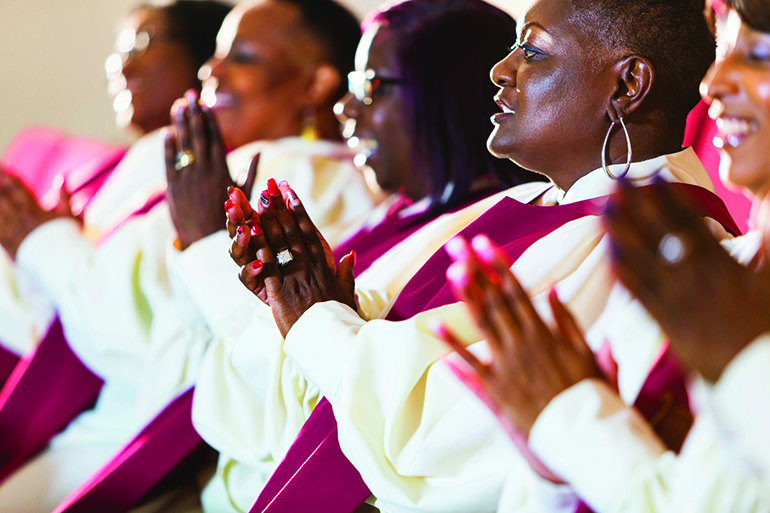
701, 53, 741, 105
490, 51, 517, 89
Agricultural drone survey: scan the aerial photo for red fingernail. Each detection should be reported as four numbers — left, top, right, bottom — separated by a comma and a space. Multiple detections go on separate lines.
251, 224, 261, 236
225, 199, 234, 210
227, 185, 235, 195
471, 235, 495, 264
260, 191, 270, 207
548, 287, 560, 302
279, 180, 289, 188
445, 237, 470, 262
236, 225, 244, 237
350, 250, 356, 267
267, 178, 280, 197
446, 262, 469, 288
252, 260, 263, 272
288, 188, 299, 203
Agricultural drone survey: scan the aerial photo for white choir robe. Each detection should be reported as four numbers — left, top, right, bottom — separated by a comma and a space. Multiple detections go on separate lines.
0, 136, 374, 513
189, 186, 538, 512
279, 149, 729, 513
501, 231, 770, 513
193, 148, 722, 513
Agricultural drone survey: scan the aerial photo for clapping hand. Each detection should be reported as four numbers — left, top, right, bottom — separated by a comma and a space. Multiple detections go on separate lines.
0, 167, 74, 258
225, 179, 356, 338
164, 89, 256, 250
431, 234, 607, 482
605, 178, 770, 381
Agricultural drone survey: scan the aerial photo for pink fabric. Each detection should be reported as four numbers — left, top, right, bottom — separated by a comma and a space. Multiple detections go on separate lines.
0, 346, 19, 391
258, 184, 737, 513
1, 127, 127, 210
0, 319, 103, 484
685, 101, 752, 232
53, 388, 203, 513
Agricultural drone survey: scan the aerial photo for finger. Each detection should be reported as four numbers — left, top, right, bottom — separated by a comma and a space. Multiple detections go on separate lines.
471, 235, 542, 340
230, 223, 255, 266
548, 288, 590, 357
53, 175, 73, 217
201, 104, 226, 164
265, 178, 308, 255
227, 186, 255, 223
283, 187, 327, 264
163, 127, 178, 181
336, 251, 356, 297
225, 199, 246, 238
248, 221, 283, 292
241, 154, 260, 200
256, 187, 307, 265
172, 98, 192, 156
184, 90, 208, 162
612, 179, 672, 251
608, 239, 669, 319
595, 339, 619, 391
238, 259, 265, 298
429, 319, 489, 378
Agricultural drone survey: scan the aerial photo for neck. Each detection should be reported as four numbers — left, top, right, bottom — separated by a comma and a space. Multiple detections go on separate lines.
316, 109, 343, 141
550, 122, 685, 192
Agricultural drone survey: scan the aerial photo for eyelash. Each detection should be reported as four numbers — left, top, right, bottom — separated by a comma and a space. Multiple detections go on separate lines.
509, 43, 541, 60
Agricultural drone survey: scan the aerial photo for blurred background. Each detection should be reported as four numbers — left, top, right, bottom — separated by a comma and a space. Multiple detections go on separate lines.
0, 0, 523, 155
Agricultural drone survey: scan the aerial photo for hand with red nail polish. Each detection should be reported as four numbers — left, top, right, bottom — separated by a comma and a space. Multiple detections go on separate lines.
239, 183, 357, 338
431, 235, 605, 480
164, 91, 260, 249
0, 165, 75, 259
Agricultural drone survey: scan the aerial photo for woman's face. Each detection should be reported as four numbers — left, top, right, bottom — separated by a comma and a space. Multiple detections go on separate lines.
335, 24, 426, 199
487, 0, 614, 185
702, 10, 770, 198
200, 0, 324, 149
107, 8, 198, 134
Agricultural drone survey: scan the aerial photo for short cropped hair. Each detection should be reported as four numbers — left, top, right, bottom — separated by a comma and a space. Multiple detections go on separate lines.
571, 0, 716, 120
139, 0, 233, 70
725, 0, 770, 32
279, 0, 362, 102
371, 0, 540, 216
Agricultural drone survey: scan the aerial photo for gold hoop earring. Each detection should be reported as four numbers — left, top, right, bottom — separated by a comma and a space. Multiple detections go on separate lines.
602, 117, 632, 180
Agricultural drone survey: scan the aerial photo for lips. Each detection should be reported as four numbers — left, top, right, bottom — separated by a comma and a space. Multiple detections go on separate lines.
714, 116, 758, 149
125, 77, 147, 95
491, 95, 515, 124
201, 84, 237, 110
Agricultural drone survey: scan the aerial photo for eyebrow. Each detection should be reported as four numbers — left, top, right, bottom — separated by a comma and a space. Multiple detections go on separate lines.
519, 21, 550, 35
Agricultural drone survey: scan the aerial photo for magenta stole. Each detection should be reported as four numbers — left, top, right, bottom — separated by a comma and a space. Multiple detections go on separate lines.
0, 149, 127, 482
251, 183, 740, 513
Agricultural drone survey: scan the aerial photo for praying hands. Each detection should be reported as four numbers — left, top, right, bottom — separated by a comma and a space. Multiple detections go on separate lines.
225, 179, 357, 338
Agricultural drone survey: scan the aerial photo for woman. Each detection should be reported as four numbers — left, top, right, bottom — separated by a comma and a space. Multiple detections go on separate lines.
197, 1, 532, 510
437, 1, 770, 512
0, 2, 231, 511
228, 0, 726, 511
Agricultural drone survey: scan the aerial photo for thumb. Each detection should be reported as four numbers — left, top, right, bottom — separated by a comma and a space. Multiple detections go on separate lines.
53, 175, 74, 217
336, 251, 357, 299
241, 154, 260, 200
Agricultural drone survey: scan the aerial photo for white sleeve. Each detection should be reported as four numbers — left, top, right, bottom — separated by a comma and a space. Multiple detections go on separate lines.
15, 212, 165, 385
284, 300, 526, 513
528, 379, 668, 513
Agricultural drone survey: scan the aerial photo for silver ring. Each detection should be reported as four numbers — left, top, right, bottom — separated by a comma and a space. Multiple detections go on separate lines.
276, 249, 294, 267
658, 233, 687, 266
175, 150, 195, 171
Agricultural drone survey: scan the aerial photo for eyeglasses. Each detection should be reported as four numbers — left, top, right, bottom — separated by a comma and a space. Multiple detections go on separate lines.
104, 28, 179, 79
348, 70, 402, 105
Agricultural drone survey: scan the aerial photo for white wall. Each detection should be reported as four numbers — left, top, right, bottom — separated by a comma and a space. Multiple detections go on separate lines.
0, 0, 522, 155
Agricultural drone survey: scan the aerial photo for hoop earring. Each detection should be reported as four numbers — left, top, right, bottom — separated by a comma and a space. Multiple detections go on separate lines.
602, 117, 632, 180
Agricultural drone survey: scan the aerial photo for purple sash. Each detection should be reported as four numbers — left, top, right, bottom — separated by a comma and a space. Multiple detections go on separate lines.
0, 346, 19, 389
0, 319, 104, 483
253, 183, 739, 513
0, 191, 165, 487
53, 388, 203, 513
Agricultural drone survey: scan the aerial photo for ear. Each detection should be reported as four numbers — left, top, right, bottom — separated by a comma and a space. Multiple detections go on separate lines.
606, 55, 655, 122
304, 64, 342, 108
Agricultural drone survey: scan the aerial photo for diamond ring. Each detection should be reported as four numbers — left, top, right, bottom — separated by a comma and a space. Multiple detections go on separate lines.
276, 249, 294, 267
658, 233, 687, 266
175, 150, 195, 171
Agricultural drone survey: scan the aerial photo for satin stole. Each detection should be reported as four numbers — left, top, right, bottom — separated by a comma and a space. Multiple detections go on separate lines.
251, 183, 739, 513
